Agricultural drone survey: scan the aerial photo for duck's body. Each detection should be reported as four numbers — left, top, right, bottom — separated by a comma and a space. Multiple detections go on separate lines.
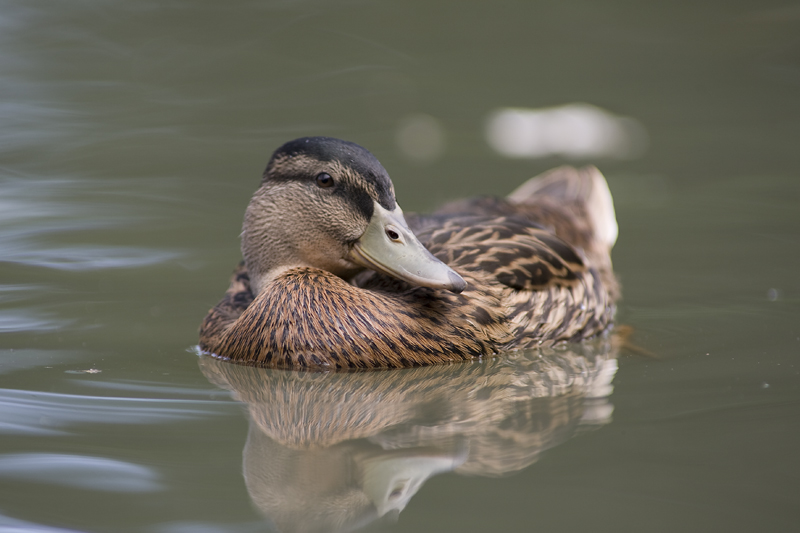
199, 137, 619, 369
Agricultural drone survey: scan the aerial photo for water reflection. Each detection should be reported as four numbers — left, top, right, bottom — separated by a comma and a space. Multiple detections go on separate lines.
0, 388, 228, 436
0, 512, 86, 533
0, 453, 161, 492
486, 104, 647, 159
200, 340, 619, 532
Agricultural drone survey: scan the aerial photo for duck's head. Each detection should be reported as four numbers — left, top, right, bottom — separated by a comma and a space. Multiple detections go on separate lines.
241, 137, 466, 296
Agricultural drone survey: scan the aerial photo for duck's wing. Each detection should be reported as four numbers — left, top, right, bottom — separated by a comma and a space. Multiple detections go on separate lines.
199, 262, 254, 346
414, 166, 618, 297
413, 215, 617, 347
422, 166, 617, 264
416, 216, 586, 290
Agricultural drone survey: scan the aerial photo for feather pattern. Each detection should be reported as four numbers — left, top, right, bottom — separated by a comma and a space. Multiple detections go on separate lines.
198, 139, 619, 368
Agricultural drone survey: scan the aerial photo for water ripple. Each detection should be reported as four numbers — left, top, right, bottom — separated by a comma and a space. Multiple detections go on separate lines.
153, 521, 266, 533
0, 175, 185, 272
1, 245, 180, 271
0, 311, 72, 333
0, 287, 75, 333
0, 388, 231, 436
0, 453, 161, 493
74, 379, 236, 398
0, 512, 87, 533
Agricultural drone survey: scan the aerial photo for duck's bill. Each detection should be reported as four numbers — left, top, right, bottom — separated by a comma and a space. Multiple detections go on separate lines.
350, 202, 467, 293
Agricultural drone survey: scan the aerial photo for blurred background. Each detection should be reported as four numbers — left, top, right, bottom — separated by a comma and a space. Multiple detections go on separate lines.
1, 1, 798, 532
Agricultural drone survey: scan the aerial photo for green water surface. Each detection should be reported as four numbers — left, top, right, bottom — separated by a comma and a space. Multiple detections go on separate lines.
1, 1, 798, 532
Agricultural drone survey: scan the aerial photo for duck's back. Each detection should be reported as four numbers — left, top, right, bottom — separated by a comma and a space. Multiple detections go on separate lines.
396, 165, 619, 348
415, 165, 617, 275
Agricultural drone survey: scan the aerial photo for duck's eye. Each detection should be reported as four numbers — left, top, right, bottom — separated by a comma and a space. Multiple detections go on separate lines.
315, 173, 334, 188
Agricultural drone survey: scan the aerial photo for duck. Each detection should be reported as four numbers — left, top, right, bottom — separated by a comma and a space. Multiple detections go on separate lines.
199, 136, 619, 369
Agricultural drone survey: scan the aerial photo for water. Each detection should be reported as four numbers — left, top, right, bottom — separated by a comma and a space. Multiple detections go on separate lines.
1, 1, 799, 531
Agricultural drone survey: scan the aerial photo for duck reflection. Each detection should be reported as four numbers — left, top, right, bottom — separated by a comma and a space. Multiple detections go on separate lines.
199, 340, 619, 533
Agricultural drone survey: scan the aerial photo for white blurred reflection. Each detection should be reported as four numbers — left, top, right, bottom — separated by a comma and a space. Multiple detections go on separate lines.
395, 113, 445, 162
3, 245, 179, 271
0, 286, 74, 332
0, 453, 161, 492
0, 388, 229, 436
0, 310, 71, 333
486, 104, 647, 159
153, 521, 263, 533
0, 512, 87, 533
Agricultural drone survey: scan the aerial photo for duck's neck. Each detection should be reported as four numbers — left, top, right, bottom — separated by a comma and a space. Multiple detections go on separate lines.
241, 195, 363, 296
240, 195, 304, 295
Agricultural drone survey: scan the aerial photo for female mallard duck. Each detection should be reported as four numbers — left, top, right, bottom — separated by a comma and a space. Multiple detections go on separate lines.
199, 136, 619, 369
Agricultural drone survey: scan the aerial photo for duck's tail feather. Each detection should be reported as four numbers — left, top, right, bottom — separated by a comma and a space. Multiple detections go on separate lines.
507, 165, 618, 251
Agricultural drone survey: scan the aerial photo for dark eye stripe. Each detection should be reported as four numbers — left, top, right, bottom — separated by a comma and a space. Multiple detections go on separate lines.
315, 172, 334, 188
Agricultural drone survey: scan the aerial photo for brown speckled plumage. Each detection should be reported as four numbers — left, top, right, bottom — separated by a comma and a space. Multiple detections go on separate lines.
199, 138, 619, 369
